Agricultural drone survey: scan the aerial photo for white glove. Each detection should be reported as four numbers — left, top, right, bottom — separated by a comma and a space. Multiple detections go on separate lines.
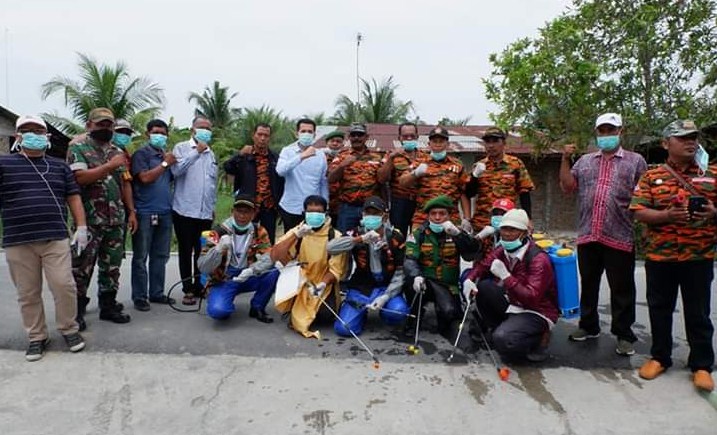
460, 218, 473, 234
233, 268, 255, 283
472, 162, 486, 178
295, 224, 313, 238
476, 226, 496, 240
310, 281, 327, 297
71, 226, 89, 255
490, 259, 511, 280
413, 163, 428, 178
368, 294, 390, 311
462, 280, 478, 301
413, 276, 426, 294
441, 221, 461, 236
361, 230, 381, 244
218, 234, 233, 251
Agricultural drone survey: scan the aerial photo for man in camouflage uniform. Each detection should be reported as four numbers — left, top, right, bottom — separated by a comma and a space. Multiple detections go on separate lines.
328, 123, 383, 232
323, 130, 345, 224
466, 127, 534, 232
398, 127, 471, 231
67, 108, 136, 329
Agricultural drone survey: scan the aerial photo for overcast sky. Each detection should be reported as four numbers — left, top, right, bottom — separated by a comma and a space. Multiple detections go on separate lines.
1, 0, 571, 128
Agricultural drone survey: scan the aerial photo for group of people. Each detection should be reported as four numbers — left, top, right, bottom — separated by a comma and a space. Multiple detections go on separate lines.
0, 108, 713, 393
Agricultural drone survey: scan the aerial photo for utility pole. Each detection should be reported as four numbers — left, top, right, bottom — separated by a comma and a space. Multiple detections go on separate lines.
356, 32, 362, 106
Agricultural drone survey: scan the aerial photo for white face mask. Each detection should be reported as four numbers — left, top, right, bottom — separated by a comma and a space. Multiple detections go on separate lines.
298, 132, 314, 147
695, 143, 709, 173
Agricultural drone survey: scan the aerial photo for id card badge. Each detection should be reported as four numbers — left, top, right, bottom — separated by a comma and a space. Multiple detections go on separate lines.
151, 214, 159, 226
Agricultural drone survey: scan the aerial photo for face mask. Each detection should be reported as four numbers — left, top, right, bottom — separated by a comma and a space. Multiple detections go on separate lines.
325, 148, 339, 157
232, 221, 252, 232
112, 133, 131, 149
20, 132, 49, 150
361, 215, 382, 231
90, 128, 114, 143
402, 140, 418, 151
491, 215, 502, 230
149, 134, 168, 149
428, 222, 444, 233
298, 132, 314, 147
194, 128, 212, 143
695, 143, 709, 173
431, 150, 447, 161
305, 212, 326, 228
500, 238, 524, 252
596, 135, 620, 151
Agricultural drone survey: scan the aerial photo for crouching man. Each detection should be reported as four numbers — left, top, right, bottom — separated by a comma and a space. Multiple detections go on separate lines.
463, 209, 558, 362
197, 194, 278, 322
326, 196, 409, 336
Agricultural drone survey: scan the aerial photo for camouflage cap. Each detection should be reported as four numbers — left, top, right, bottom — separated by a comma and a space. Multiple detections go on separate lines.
481, 126, 506, 140
663, 119, 699, 138
349, 123, 367, 134
423, 195, 454, 212
428, 126, 450, 140
324, 130, 345, 141
88, 107, 115, 123
114, 119, 133, 132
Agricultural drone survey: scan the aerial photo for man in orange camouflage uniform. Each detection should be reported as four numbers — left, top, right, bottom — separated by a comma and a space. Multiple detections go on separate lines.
328, 123, 383, 232
378, 122, 427, 237
323, 130, 345, 224
466, 127, 534, 232
398, 126, 470, 230
630, 120, 715, 392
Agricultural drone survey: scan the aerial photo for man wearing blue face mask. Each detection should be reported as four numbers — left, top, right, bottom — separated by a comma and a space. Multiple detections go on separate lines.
171, 116, 218, 305
130, 119, 177, 311
559, 112, 647, 356
276, 118, 329, 231
326, 196, 410, 336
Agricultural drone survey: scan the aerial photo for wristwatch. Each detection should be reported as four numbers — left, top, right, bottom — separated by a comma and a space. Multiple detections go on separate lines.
161, 161, 169, 169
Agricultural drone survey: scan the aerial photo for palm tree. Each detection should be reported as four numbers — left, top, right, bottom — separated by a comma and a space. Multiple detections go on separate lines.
438, 116, 472, 126
233, 105, 295, 149
331, 95, 363, 125
187, 81, 239, 129
302, 112, 329, 125
41, 53, 165, 134
331, 76, 414, 125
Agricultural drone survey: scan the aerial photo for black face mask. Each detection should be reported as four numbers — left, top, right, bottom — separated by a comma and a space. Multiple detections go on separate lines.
89, 128, 113, 143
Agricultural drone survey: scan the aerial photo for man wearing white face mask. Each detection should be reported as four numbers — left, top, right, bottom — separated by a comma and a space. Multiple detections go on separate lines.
559, 113, 647, 356
1, 116, 88, 361
276, 118, 329, 231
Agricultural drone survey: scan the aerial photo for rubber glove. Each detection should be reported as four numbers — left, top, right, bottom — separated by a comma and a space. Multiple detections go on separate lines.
490, 259, 511, 280
472, 162, 486, 178
71, 226, 89, 255
310, 282, 327, 297
233, 268, 255, 283
413, 276, 426, 294
475, 226, 496, 240
295, 224, 313, 238
462, 280, 478, 301
368, 294, 390, 311
441, 221, 461, 236
413, 163, 428, 178
361, 230, 381, 244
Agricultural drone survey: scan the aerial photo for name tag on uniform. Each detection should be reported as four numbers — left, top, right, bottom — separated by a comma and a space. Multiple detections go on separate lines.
693, 177, 715, 183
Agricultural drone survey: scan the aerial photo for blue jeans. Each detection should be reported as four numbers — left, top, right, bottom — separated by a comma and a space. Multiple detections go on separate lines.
334, 287, 410, 337
389, 196, 416, 238
337, 203, 363, 233
131, 212, 172, 302
206, 268, 280, 320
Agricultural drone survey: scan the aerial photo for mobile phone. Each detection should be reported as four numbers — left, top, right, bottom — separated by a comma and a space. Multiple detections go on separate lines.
151, 214, 159, 226
688, 196, 707, 215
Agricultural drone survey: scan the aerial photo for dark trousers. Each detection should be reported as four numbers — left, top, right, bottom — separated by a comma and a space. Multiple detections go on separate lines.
279, 207, 303, 232
131, 212, 172, 302
390, 196, 416, 237
577, 242, 637, 342
255, 207, 278, 244
405, 278, 461, 338
337, 203, 363, 233
172, 211, 212, 294
645, 260, 714, 372
473, 279, 548, 359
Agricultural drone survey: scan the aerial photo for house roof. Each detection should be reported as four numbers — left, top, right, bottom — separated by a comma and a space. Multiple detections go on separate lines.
0, 104, 70, 159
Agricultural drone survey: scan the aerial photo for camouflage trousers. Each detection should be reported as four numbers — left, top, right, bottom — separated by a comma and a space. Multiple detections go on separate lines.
72, 225, 125, 298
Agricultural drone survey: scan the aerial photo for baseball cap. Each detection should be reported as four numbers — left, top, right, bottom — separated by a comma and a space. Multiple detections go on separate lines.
362, 196, 387, 212
428, 127, 450, 140
499, 209, 529, 231
324, 130, 345, 141
663, 119, 700, 138
233, 193, 256, 209
15, 115, 47, 130
349, 123, 367, 134
114, 119, 134, 132
595, 113, 622, 128
88, 107, 115, 123
491, 198, 516, 212
481, 127, 506, 140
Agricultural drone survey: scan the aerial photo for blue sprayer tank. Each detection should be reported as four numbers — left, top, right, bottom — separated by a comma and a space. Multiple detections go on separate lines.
534, 237, 580, 319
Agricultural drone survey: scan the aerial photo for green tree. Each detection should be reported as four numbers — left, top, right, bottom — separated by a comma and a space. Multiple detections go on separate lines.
438, 116, 472, 126
41, 53, 165, 135
187, 81, 239, 129
331, 95, 362, 125
232, 105, 295, 151
332, 76, 415, 125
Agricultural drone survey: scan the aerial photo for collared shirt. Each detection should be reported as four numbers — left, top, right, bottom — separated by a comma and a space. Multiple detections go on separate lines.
170, 138, 217, 220
67, 138, 127, 226
276, 142, 328, 215
571, 147, 647, 252
329, 147, 382, 205
411, 155, 470, 226
254, 149, 275, 210
630, 161, 717, 262
405, 227, 461, 293
131, 144, 173, 214
469, 154, 534, 229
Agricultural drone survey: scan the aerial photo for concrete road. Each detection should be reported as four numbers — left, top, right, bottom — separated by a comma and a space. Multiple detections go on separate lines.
0, 253, 716, 434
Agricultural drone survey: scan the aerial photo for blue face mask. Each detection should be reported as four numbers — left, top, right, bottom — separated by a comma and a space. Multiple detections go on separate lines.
500, 238, 524, 252
428, 222, 444, 233
402, 140, 418, 151
431, 150, 447, 161
305, 212, 326, 228
596, 135, 620, 151
491, 215, 502, 229
20, 132, 49, 150
298, 132, 314, 147
194, 128, 212, 143
361, 215, 383, 231
695, 143, 709, 173
232, 221, 252, 232
112, 133, 131, 149
149, 134, 168, 149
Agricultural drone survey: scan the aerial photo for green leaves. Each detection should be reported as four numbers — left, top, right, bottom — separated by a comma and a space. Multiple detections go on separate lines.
331, 76, 414, 125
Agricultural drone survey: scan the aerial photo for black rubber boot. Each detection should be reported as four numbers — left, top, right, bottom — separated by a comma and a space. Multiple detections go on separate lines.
76, 296, 90, 332
98, 293, 131, 324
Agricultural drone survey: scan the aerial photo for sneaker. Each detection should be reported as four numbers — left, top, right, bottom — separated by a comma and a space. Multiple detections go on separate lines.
133, 299, 151, 312
615, 339, 636, 356
693, 370, 715, 392
26, 339, 49, 362
639, 359, 666, 380
62, 333, 86, 353
568, 328, 600, 342
149, 295, 176, 305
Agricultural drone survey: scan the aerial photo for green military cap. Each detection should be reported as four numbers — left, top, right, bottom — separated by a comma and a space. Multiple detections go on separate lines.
324, 130, 345, 141
663, 119, 700, 138
423, 195, 454, 212
88, 107, 115, 123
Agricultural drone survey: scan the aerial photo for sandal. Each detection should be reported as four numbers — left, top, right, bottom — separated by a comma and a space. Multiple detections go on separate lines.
182, 294, 197, 306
